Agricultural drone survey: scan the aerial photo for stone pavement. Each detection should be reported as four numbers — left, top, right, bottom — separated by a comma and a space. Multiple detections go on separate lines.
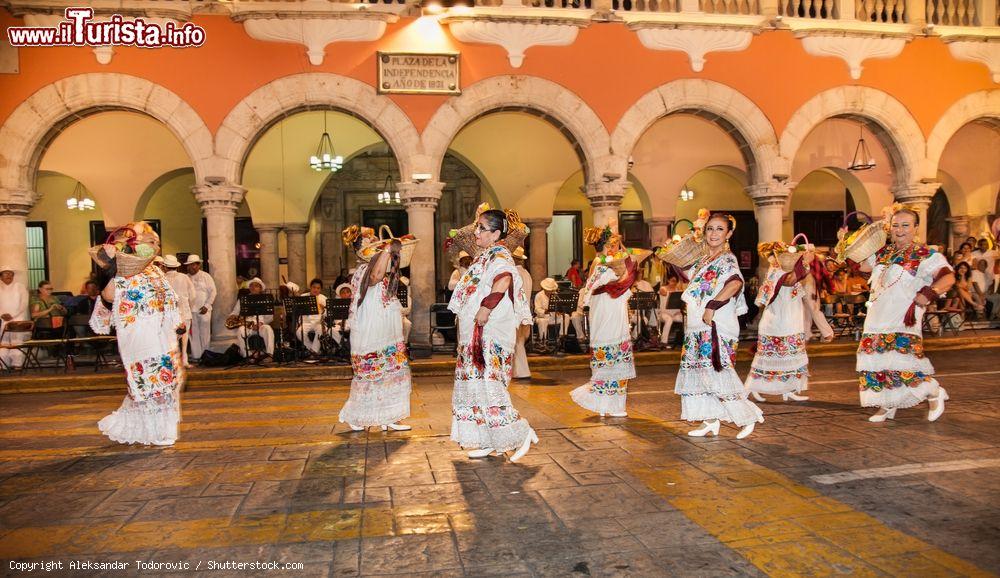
1, 348, 999, 577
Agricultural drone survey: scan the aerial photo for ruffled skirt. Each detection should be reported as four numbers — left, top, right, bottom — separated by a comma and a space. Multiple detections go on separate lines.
856, 332, 940, 409
451, 340, 531, 452
99, 392, 180, 446
340, 340, 411, 426
571, 338, 635, 414
675, 329, 762, 426
745, 333, 809, 395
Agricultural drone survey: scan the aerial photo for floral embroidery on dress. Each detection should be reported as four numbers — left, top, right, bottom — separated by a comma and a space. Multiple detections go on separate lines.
755, 334, 806, 357
584, 265, 612, 294
750, 367, 809, 382
680, 329, 737, 369
351, 341, 409, 382
686, 254, 737, 304
859, 370, 931, 392
874, 244, 935, 277
590, 340, 633, 371
115, 268, 177, 327
455, 341, 513, 383
126, 350, 180, 401
452, 403, 523, 428
452, 246, 508, 311
590, 379, 627, 396
857, 332, 924, 358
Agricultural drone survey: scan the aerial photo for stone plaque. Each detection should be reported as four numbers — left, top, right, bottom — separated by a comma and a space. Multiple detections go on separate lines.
377, 52, 460, 95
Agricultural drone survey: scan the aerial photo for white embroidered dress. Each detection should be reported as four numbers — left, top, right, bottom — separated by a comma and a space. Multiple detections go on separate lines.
746, 266, 809, 395
90, 265, 184, 445
675, 252, 763, 426
857, 245, 951, 409
570, 262, 635, 414
448, 244, 533, 452
339, 267, 411, 426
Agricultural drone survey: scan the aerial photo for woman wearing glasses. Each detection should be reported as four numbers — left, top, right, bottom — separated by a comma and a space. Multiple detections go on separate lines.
449, 209, 537, 462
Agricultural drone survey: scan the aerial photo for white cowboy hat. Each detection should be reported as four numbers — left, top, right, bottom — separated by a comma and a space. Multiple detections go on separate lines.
153, 256, 165, 265
247, 277, 265, 290
162, 255, 182, 268
540, 278, 558, 292
284, 281, 300, 294
512, 247, 527, 260
184, 254, 203, 265
636, 280, 654, 292
400, 276, 409, 286
335, 283, 353, 295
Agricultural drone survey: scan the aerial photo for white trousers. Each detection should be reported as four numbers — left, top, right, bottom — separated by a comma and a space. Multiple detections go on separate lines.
190, 311, 212, 358
658, 309, 683, 344
178, 316, 192, 366
301, 320, 324, 354
513, 324, 531, 378
536, 312, 585, 341
802, 290, 834, 340
237, 324, 275, 357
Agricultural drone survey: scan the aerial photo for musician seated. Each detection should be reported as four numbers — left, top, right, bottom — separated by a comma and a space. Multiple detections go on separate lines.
400, 276, 412, 342
230, 277, 275, 357
534, 278, 585, 343
300, 278, 327, 354
327, 283, 354, 345
656, 279, 684, 348
629, 280, 657, 339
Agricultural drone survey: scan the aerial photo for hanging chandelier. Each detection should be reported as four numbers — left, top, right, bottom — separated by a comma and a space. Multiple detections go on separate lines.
377, 151, 400, 204
309, 111, 343, 172
66, 181, 95, 211
848, 120, 876, 171
679, 184, 695, 202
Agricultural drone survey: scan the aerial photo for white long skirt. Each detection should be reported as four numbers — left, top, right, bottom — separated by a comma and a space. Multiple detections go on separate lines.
675, 328, 762, 427
571, 292, 634, 414
745, 333, 809, 395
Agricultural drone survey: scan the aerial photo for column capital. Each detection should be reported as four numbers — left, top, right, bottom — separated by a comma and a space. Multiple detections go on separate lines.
646, 216, 674, 226
0, 189, 36, 215
399, 181, 444, 210
891, 181, 939, 207
254, 223, 283, 233
522, 217, 552, 228
946, 215, 970, 237
193, 182, 246, 214
745, 180, 795, 207
283, 223, 309, 234
0, 202, 33, 218
584, 180, 626, 208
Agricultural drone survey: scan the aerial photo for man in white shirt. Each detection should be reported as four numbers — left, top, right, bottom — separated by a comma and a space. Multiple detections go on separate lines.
185, 255, 217, 360
0, 266, 29, 368
512, 247, 532, 379
230, 278, 274, 358
983, 261, 1000, 321
656, 283, 683, 348
328, 283, 354, 346
534, 278, 559, 349
971, 239, 997, 278
300, 278, 328, 354
448, 252, 472, 292
163, 255, 197, 367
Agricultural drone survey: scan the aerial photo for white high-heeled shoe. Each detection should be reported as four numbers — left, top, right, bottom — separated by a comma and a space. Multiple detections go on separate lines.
782, 392, 809, 402
381, 423, 412, 431
607, 412, 628, 418
927, 387, 949, 422
868, 408, 897, 422
750, 392, 766, 402
468, 448, 496, 458
736, 418, 763, 440
509, 429, 539, 463
349, 424, 365, 431
687, 420, 720, 437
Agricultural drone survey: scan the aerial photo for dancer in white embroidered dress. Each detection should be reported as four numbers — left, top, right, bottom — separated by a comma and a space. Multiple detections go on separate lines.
449, 209, 537, 462
338, 230, 413, 432
90, 223, 184, 446
675, 213, 763, 439
747, 246, 812, 402
571, 226, 636, 418
854, 207, 955, 422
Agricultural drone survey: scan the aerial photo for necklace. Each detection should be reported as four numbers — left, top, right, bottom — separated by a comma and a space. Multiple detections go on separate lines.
867, 244, 913, 307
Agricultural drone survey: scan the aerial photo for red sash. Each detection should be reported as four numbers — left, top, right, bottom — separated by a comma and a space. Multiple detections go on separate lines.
470, 272, 515, 372
591, 257, 638, 299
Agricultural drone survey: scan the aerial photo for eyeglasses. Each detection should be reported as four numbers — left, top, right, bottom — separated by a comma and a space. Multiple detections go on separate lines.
474, 223, 494, 234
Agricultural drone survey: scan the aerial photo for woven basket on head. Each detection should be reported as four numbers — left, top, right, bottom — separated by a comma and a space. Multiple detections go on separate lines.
87, 224, 159, 278
377, 225, 419, 268
835, 211, 886, 264
776, 233, 814, 272
445, 221, 527, 262
655, 219, 707, 269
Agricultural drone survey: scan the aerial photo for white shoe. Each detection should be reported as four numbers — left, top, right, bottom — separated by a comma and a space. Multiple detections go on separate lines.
687, 420, 720, 437
736, 419, 763, 440
928, 387, 949, 422
750, 392, 766, 402
868, 408, 897, 422
349, 424, 365, 431
468, 448, 496, 458
607, 412, 628, 417
381, 423, 412, 431
509, 429, 539, 463
782, 392, 810, 402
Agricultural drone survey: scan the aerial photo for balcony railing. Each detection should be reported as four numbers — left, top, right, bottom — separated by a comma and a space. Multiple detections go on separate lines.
926, 0, 978, 24
779, 0, 840, 18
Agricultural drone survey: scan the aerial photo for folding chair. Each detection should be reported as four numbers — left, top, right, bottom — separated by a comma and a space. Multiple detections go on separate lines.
20, 319, 69, 371
429, 303, 457, 354
0, 320, 33, 372
64, 313, 117, 372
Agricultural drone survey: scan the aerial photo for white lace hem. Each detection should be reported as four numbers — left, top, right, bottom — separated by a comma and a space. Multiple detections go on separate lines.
339, 368, 412, 426
591, 363, 636, 383
570, 383, 626, 414
746, 374, 809, 395
450, 417, 531, 453
98, 395, 180, 446
860, 378, 940, 409
676, 367, 762, 426
856, 350, 935, 374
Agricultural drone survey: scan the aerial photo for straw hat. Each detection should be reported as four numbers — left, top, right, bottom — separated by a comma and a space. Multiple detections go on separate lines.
335, 283, 353, 296
540, 278, 558, 292
184, 254, 203, 265
284, 281, 300, 294
153, 256, 165, 265
512, 247, 527, 260
162, 255, 182, 268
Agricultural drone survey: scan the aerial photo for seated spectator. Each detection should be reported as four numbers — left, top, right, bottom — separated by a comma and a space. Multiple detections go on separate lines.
947, 262, 984, 315
72, 280, 101, 316
30, 280, 68, 338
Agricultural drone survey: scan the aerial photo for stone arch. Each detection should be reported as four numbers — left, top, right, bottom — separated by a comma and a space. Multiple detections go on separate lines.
215, 73, 422, 186
780, 86, 925, 188
420, 76, 611, 181
611, 80, 780, 185
926, 89, 1000, 178
135, 167, 196, 219
0, 73, 213, 203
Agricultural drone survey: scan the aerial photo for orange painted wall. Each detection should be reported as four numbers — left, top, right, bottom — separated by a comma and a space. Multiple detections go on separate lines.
1, 10, 995, 139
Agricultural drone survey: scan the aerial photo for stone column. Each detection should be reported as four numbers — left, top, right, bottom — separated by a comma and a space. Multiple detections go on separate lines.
585, 181, 626, 231
891, 181, 939, 242
746, 180, 793, 279
400, 180, 444, 357
647, 217, 673, 248
255, 224, 281, 289
320, 230, 340, 284
0, 193, 33, 285
522, 217, 551, 285
284, 223, 308, 289
193, 182, 246, 346
946, 215, 969, 252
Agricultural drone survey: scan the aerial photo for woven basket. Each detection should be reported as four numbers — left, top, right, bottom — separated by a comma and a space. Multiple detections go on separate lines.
378, 225, 419, 268
836, 211, 886, 264
87, 225, 159, 278
776, 233, 813, 272
445, 221, 527, 262
655, 219, 707, 269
